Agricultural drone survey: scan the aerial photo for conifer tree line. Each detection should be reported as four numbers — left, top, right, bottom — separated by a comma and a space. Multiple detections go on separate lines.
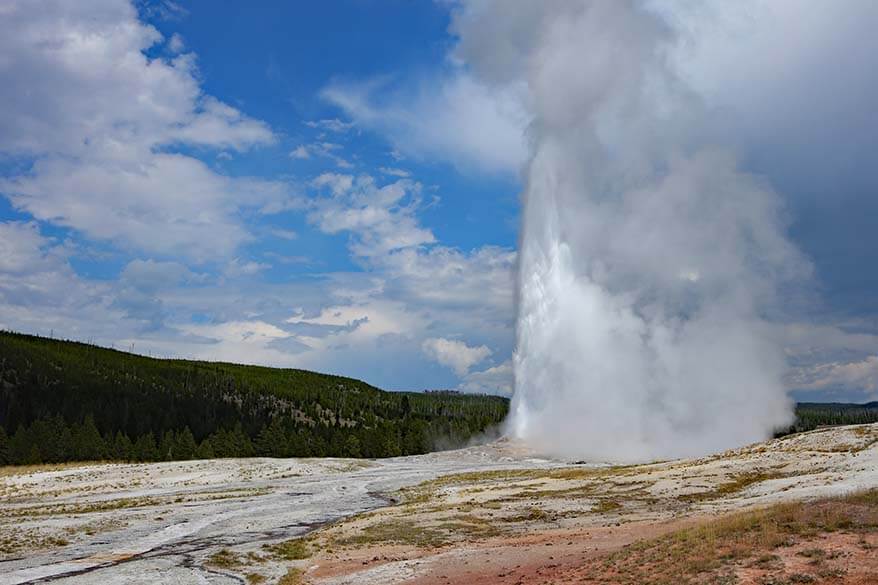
776, 402, 878, 436
0, 332, 509, 465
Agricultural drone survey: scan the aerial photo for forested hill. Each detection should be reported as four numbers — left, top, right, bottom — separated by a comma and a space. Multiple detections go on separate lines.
0, 331, 508, 465
783, 401, 878, 434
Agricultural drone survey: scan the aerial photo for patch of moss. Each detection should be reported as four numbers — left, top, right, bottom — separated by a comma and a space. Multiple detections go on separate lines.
592, 499, 622, 514
277, 567, 303, 585
206, 548, 242, 569
266, 538, 311, 560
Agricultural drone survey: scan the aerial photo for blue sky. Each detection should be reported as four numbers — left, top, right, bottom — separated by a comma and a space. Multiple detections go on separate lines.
0, 0, 876, 401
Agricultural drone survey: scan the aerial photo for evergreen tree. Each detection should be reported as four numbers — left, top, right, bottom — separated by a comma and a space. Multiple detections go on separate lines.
195, 438, 214, 459
173, 427, 197, 460
112, 431, 133, 461
71, 415, 107, 461
133, 433, 158, 462
159, 431, 175, 461
343, 434, 361, 458
39, 416, 71, 463
0, 426, 8, 465
255, 419, 285, 457
230, 423, 254, 458
9, 425, 32, 465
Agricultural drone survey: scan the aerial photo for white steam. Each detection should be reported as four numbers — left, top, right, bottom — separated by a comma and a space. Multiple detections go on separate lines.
452, 1, 807, 461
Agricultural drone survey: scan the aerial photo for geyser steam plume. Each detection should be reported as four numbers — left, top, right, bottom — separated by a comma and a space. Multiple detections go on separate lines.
454, 1, 806, 461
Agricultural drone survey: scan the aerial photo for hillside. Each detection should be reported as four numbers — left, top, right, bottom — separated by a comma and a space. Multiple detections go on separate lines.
783, 400, 878, 434
0, 331, 508, 465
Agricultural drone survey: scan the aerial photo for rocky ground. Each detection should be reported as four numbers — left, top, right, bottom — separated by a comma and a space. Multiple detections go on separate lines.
1, 424, 876, 584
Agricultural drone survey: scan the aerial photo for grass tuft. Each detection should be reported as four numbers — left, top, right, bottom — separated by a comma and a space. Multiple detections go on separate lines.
266, 538, 311, 560
593, 489, 877, 584
277, 567, 303, 585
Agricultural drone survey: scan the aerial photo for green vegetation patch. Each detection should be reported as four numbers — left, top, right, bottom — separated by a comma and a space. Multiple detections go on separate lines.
277, 568, 303, 585
680, 471, 788, 503
266, 538, 311, 560
206, 548, 243, 569
333, 515, 501, 549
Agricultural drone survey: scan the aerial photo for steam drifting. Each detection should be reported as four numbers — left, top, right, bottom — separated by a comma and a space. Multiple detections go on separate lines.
453, 1, 806, 461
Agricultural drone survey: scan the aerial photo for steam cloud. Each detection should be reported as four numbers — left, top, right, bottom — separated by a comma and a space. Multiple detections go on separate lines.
452, 1, 807, 461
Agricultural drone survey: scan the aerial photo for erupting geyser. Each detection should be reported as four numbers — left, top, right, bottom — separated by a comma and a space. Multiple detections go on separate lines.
453, 1, 807, 461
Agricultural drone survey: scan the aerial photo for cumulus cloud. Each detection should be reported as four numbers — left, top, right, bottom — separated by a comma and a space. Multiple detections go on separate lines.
167, 32, 185, 54
309, 174, 436, 258
305, 171, 515, 335
0, 221, 57, 274
0, 0, 282, 260
793, 357, 878, 398
323, 73, 528, 175
0, 221, 129, 338
459, 360, 513, 396
3, 154, 263, 260
120, 259, 196, 290
422, 337, 492, 376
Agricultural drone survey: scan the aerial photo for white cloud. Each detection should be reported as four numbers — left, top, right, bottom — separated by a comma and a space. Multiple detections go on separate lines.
167, 320, 302, 365
305, 118, 355, 133
224, 258, 271, 278
793, 356, 878, 398
312, 173, 354, 196
379, 245, 514, 314
379, 167, 410, 177
422, 337, 492, 376
323, 73, 529, 175
303, 172, 516, 370
268, 228, 298, 240
290, 145, 311, 159
173, 96, 275, 151
309, 174, 435, 258
167, 32, 185, 54
0, 0, 280, 260
2, 154, 267, 260
289, 300, 422, 347
291, 141, 353, 168
459, 360, 513, 396
120, 259, 195, 290
0, 221, 57, 274
0, 3, 273, 158
0, 221, 129, 338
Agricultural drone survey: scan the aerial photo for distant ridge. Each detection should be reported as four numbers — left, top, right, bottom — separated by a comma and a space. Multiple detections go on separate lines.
781, 401, 878, 436
0, 330, 508, 465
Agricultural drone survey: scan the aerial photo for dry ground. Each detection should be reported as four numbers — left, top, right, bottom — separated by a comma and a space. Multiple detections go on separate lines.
0, 424, 875, 584
299, 424, 878, 585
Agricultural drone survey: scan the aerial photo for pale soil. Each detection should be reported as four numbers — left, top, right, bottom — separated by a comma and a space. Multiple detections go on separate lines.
0, 424, 875, 584
0, 443, 556, 584
306, 424, 878, 585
